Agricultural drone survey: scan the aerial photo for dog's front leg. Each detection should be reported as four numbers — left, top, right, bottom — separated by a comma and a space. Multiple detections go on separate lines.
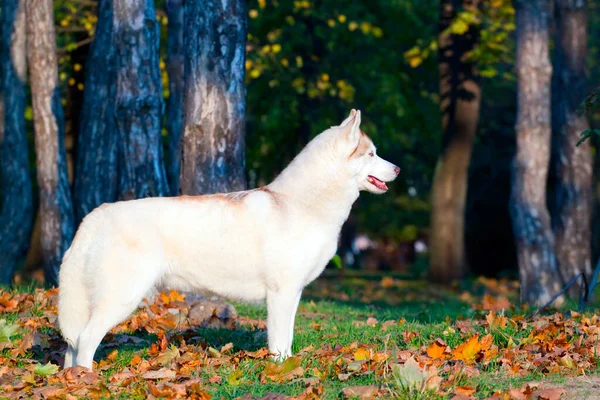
267, 288, 302, 361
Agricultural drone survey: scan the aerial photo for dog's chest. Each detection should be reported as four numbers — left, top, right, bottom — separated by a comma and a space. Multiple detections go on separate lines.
300, 229, 339, 285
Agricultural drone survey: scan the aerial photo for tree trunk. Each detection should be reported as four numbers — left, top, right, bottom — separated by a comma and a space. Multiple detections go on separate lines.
0, 0, 33, 284
550, 0, 592, 296
511, 0, 563, 307
165, 0, 185, 195
26, 0, 75, 287
113, 0, 168, 200
73, 0, 119, 222
429, 0, 481, 282
180, 0, 247, 195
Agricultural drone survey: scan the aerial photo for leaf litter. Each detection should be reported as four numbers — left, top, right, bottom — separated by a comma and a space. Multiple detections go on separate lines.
0, 277, 598, 399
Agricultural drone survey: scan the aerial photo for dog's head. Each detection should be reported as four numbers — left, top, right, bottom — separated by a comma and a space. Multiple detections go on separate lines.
336, 109, 400, 194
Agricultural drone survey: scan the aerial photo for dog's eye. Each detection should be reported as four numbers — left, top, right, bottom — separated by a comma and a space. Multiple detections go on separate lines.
369, 151, 374, 157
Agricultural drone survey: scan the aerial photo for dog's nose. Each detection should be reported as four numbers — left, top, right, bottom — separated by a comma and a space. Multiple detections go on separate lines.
394, 166, 400, 175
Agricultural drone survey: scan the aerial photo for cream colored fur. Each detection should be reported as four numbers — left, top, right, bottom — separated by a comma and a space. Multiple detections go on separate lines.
58, 109, 399, 369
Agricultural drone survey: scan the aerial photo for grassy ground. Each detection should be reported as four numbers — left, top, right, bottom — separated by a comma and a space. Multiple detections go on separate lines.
0, 271, 599, 399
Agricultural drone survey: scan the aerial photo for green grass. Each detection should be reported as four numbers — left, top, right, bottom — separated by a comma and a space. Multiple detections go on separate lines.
2, 272, 599, 399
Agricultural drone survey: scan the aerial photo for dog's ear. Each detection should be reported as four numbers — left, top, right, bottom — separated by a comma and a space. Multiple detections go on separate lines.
346, 110, 361, 145
340, 109, 357, 127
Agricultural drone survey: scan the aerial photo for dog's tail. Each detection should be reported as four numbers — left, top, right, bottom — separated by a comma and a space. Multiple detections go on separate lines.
57, 212, 100, 361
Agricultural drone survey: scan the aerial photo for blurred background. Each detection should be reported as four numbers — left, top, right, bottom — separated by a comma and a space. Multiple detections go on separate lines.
1, 0, 599, 306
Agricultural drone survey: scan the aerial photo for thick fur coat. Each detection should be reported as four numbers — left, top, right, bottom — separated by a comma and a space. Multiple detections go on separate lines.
58, 109, 399, 369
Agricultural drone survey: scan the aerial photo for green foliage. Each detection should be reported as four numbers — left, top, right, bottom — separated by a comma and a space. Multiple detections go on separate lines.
46, 0, 525, 241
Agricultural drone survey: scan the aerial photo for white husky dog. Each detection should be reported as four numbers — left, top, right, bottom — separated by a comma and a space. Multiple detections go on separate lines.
58, 109, 399, 370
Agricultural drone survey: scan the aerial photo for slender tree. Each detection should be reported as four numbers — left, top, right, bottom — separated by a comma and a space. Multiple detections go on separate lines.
0, 0, 33, 284
511, 0, 563, 307
429, 0, 481, 282
181, 0, 247, 195
113, 0, 168, 200
73, 0, 118, 222
26, 0, 75, 286
165, 0, 185, 195
551, 0, 592, 295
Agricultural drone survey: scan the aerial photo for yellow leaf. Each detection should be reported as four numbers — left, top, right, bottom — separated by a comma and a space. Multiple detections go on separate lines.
262, 357, 304, 382
249, 9, 259, 18
408, 57, 423, 68
228, 369, 243, 385
354, 348, 370, 361
451, 335, 481, 364
450, 19, 469, 35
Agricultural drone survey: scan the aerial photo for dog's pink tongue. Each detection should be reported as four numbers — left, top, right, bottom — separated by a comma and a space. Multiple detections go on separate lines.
368, 176, 388, 190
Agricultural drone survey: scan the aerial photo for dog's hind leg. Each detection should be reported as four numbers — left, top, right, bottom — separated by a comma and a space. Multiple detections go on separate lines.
75, 255, 163, 369
267, 288, 303, 360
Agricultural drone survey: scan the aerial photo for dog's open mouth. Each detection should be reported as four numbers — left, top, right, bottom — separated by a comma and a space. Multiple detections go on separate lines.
367, 175, 388, 191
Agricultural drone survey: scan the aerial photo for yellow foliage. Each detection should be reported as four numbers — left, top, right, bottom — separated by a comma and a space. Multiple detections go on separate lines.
249, 69, 261, 79
249, 9, 259, 18
348, 21, 358, 31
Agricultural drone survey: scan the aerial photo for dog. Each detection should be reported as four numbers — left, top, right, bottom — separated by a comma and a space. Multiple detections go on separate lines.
58, 109, 400, 369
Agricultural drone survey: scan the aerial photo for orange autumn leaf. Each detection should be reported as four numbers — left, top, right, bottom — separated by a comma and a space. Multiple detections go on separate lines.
426, 339, 447, 360
452, 335, 481, 364
481, 294, 511, 311
454, 385, 476, 396
486, 310, 508, 330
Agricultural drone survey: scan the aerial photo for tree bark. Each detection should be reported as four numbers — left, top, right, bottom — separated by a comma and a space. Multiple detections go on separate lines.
26, 0, 75, 287
113, 0, 168, 200
73, 0, 119, 222
429, 0, 481, 282
165, 0, 185, 195
0, 0, 33, 284
511, 0, 563, 307
181, 0, 247, 195
550, 0, 592, 295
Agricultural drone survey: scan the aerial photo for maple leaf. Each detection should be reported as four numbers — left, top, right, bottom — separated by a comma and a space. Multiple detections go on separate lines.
262, 357, 304, 383
426, 339, 448, 360
354, 347, 371, 361
486, 310, 508, 331
227, 369, 244, 385
0, 319, 19, 343
391, 357, 441, 394
452, 335, 483, 365
154, 344, 180, 367
33, 362, 59, 376
9, 332, 34, 357
0, 293, 19, 312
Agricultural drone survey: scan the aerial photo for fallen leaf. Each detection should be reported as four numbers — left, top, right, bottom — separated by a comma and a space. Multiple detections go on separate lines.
341, 385, 379, 399
262, 357, 304, 383
455, 385, 476, 396
33, 362, 59, 376
427, 339, 447, 360
530, 388, 566, 400
142, 368, 176, 380
354, 347, 371, 361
